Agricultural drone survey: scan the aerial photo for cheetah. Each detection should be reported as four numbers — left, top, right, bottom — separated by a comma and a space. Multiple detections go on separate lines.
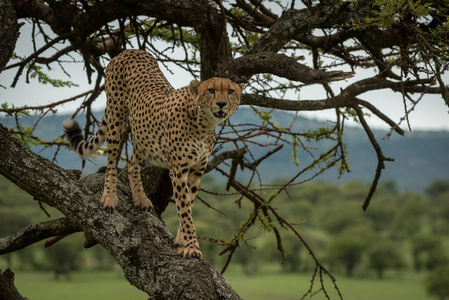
63, 49, 243, 258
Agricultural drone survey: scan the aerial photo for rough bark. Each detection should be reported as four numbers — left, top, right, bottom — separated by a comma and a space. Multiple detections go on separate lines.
217, 53, 354, 84
0, 0, 19, 72
0, 269, 28, 300
0, 123, 241, 300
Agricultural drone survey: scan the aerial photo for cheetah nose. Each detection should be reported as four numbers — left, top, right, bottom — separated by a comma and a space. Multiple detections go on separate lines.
217, 101, 226, 109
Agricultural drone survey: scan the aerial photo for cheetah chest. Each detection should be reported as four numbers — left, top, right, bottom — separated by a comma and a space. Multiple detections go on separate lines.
130, 121, 212, 170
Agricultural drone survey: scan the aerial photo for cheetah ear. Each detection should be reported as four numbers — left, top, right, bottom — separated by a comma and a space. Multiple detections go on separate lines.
238, 83, 244, 92
189, 80, 201, 97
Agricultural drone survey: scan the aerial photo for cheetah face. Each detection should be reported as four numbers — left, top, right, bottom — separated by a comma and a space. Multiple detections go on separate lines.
190, 77, 243, 122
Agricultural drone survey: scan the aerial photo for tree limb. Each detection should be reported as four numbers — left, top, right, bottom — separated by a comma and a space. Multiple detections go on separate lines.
217, 53, 354, 84
0, 269, 27, 300
241, 93, 344, 111
356, 98, 404, 135
239, 77, 442, 136
247, 1, 370, 55
240, 92, 406, 133
206, 148, 247, 173
0, 218, 80, 255
353, 105, 394, 211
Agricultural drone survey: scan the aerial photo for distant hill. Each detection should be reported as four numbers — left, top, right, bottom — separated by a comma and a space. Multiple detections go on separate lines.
229, 108, 449, 191
1, 107, 448, 191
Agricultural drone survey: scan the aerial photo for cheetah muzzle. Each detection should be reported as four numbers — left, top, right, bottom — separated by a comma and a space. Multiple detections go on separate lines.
63, 49, 243, 259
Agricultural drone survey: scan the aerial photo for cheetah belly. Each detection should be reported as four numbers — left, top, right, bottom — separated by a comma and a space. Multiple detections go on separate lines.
145, 153, 169, 169
133, 140, 169, 169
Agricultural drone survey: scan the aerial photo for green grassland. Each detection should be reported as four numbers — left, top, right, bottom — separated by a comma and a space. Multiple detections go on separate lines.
13, 271, 146, 300
226, 266, 431, 300
12, 267, 430, 300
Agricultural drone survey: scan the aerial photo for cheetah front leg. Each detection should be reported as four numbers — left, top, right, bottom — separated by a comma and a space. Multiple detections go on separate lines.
170, 168, 202, 259
174, 162, 206, 253
128, 148, 153, 210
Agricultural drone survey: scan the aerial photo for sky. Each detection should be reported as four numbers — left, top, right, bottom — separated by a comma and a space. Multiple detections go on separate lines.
1, 22, 448, 132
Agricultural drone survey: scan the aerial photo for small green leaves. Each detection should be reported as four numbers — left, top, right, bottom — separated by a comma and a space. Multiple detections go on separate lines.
348, 0, 432, 30
9, 125, 65, 149
28, 64, 79, 88
1, 102, 31, 117
304, 126, 335, 143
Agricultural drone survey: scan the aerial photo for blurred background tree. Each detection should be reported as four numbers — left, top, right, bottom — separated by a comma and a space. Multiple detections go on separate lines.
426, 266, 449, 300
43, 237, 82, 280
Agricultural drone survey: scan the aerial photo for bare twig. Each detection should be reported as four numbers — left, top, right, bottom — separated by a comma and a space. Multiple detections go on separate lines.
353, 105, 394, 211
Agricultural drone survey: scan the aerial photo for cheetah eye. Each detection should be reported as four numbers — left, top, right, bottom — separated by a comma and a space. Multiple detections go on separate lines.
228, 89, 234, 94
208, 89, 215, 94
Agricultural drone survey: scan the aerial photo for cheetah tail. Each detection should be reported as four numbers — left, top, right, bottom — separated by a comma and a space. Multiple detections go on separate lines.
63, 119, 106, 159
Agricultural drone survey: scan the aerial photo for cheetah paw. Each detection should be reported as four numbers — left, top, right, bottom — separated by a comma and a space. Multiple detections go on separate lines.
133, 193, 153, 211
176, 244, 202, 259
100, 193, 119, 212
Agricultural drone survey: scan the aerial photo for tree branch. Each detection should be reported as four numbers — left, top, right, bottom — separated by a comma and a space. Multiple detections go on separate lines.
240, 77, 443, 136
241, 93, 344, 111
356, 98, 404, 135
353, 105, 394, 211
247, 2, 370, 55
0, 269, 27, 300
0, 218, 80, 255
206, 148, 247, 173
217, 53, 354, 84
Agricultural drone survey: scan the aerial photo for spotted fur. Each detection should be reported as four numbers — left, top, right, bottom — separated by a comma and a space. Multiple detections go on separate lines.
63, 49, 243, 258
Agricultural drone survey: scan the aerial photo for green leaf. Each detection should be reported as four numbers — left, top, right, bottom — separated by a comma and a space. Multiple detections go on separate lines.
27, 64, 79, 88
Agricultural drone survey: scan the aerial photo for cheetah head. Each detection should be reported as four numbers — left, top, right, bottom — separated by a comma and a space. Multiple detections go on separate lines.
189, 77, 243, 122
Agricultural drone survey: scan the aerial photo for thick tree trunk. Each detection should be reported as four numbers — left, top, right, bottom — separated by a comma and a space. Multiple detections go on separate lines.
0, 123, 241, 299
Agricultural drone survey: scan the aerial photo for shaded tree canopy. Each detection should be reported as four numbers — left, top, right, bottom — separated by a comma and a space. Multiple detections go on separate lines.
0, 0, 448, 299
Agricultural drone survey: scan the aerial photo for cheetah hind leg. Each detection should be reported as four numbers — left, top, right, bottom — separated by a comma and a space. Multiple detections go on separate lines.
128, 148, 153, 211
